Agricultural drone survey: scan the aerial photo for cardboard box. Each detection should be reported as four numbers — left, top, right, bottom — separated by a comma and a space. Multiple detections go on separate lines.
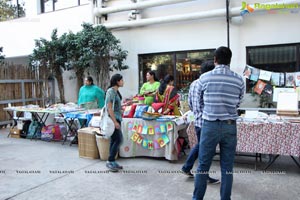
78, 127, 100, 159
17, 120, 23, 130
9, 128, 21, 138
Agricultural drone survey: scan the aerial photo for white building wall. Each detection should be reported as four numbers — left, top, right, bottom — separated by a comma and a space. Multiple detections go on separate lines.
0, 3, 92, 103
109, 2, 300, 105
0, 4, 92, 57
0, 0, 300, 106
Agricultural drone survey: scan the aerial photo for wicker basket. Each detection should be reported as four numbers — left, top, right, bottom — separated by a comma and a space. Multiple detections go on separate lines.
96, 134, 118, 160
78, 127, 100, 159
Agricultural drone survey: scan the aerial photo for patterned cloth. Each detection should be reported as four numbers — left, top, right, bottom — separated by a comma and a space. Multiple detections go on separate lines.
186, 122, 198, 149
237, 122, 300, 157
186, 121, 300, 157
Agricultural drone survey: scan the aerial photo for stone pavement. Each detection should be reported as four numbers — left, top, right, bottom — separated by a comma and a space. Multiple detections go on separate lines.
0, 127, 299, 200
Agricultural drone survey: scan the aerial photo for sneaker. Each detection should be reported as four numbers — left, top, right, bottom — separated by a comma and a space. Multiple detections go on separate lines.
112, 161, 123, 170
207, 177, 220, 184
106, 161, 119, 172
181, 169, 194, 178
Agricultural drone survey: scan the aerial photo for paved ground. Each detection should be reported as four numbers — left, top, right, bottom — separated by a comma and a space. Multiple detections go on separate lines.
0, 127, 299, 200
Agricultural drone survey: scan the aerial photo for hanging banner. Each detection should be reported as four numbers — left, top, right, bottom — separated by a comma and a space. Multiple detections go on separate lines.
161, 134, 170, 145
271, 72, 285, 86
132, 123, 138, 132
148, 126, 154, 135
142, 125, 148, 135
259, 69, 272, 81
148, 141, 154, 150
137, 124, 143, 134
250, 67, 260, 81
253, 80, 267, 95
154, 140, 160, 150
166, 122, 173, 132
155, 125, 161, 135
160, 124, 166, 134
128, 122, 172, 150
243, 65, 252, 79
285, 72, 295, 87
294, 72, 300, 87
142, 139, 148, 149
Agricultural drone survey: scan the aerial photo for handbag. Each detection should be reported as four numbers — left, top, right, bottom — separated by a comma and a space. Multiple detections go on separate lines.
99, 96, 116, 138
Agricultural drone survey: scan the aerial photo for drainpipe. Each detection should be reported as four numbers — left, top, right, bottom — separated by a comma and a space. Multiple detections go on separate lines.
94, 0, 197, 16
104, 7, 242, 29
94, 0, 108, 24
226, 0, 230, 48
90, 0, 95, 24
102, 0, 300, 29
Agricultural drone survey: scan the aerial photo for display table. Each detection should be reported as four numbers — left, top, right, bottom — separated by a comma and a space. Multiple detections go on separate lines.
119, 118, 186, 161
186, 121, 300, 169
237, 121, 300, 169
237, 122, 300, 157
3, 106, 100, 142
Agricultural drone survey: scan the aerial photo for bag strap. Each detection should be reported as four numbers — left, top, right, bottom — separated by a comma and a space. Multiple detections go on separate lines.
104, 90, 117, 111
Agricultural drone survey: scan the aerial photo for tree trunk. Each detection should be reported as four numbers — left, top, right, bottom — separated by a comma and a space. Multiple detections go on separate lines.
55, 67, 65, 103
95, 56, 110, 91
76, 68, 85, 99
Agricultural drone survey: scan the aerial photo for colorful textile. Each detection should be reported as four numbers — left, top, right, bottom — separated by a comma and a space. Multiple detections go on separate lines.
140, 81, 160, 105
78, 85, 105, 108
156, 85, 181, 116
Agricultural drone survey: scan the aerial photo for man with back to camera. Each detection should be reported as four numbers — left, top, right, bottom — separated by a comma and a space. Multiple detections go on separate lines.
192, 46, 245, 200
181, 61, 220, 184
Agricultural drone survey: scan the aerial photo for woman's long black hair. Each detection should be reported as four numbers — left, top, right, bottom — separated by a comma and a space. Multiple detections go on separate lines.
107, 73, 123, 100
148, 70, 159, 82
86, 76, 94, 85
158, 74, 174, 95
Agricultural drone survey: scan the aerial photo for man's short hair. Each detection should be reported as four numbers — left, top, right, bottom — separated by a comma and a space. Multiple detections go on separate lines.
214, 46, 232, 65
201, 61, 215, 74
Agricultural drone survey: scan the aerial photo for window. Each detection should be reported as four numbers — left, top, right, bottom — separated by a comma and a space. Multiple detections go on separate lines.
40, 0, 88, 13
246, 43, 300, 92
138, 49, 215, 92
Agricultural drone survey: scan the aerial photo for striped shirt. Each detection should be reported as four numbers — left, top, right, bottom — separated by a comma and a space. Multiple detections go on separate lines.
188, 79, 203, 128
192, 64, 244, 123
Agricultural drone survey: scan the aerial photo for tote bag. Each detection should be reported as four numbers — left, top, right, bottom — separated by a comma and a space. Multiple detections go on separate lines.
99, 97, 116, 138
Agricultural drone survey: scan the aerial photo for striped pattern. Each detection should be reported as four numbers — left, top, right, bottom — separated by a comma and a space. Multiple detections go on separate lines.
193, 65, 245, 121
188, 80, 203, 128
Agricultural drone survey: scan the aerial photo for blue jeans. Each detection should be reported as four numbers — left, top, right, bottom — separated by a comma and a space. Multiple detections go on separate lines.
108, 120, 123, 162
193, 120, 237, 200
182, 126, 201, 172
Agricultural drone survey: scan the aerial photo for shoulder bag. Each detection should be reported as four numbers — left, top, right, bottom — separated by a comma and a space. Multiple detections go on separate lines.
99, 96, 116, 138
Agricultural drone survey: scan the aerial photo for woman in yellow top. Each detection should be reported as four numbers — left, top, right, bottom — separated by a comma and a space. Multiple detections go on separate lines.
156, 74, 181, 116
139, 71, 160, 105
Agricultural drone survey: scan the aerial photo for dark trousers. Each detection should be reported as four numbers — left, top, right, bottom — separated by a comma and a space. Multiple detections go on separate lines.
108, 120, 123, 162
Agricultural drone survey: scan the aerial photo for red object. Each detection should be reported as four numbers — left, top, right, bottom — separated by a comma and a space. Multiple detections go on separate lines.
176, 137, 185, 156
151, 103, 165, 112
122, 104, 137, 118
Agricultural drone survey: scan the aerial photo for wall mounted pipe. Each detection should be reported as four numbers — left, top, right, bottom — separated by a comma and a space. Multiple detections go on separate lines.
103, 7, 241, 29
101, 0, 300, 29
94, 0, 198, 16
